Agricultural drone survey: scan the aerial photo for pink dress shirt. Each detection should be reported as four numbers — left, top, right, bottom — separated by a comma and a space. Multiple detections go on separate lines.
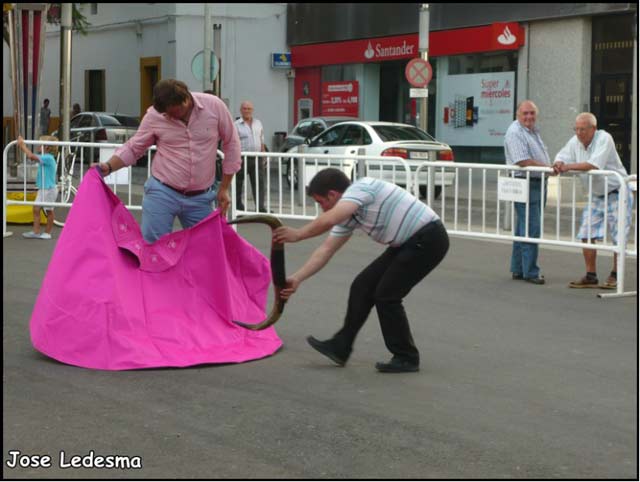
115, 92, 241, 191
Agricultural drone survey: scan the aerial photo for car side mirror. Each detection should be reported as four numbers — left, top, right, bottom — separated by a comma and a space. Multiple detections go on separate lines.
304, 137, 312, 146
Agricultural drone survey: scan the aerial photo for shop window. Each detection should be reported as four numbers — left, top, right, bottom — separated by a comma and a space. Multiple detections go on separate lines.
322, 64, 358, 82
592, 14, 634, 75
448, 52, 517, 75
591, 14, 634, 171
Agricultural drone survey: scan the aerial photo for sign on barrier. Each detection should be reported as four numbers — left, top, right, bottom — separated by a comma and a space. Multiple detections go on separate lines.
497, 176, 528, 203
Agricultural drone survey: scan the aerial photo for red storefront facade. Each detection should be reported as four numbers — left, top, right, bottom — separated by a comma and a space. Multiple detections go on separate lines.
291, 23, 525, 126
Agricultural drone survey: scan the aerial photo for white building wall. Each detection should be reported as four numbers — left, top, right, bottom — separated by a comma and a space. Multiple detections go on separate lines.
525, 17, 591, 159
3, 3, 289, 150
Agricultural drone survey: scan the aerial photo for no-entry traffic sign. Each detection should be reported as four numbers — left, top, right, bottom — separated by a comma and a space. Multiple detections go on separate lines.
405, 58, 432, 88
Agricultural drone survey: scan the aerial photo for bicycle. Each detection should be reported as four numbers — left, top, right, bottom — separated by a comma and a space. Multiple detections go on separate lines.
52, 136, 82, 227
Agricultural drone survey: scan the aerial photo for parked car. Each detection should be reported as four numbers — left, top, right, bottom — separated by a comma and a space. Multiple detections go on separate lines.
278, 116, 357, 153
285, 121, 455, 198
53, 112, 141, 163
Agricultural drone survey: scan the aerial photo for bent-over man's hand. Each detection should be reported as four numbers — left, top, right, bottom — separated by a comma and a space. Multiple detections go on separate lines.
279, 276, 300, 300
273, 226, 302, 244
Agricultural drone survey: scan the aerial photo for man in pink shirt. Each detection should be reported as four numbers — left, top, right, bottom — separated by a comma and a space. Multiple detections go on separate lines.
98, 79, 241, 243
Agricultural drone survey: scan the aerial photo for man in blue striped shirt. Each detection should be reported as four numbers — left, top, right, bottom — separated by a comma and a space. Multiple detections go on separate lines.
273, 168, 449, 373
504, 100, 551, 285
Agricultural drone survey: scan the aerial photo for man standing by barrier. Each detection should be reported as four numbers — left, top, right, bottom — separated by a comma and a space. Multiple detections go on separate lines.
39, 99, 51, 136
553, 112, 632, 289
234, 101, 267, 212
503, 100, 551, 285
97, 79, 241, 243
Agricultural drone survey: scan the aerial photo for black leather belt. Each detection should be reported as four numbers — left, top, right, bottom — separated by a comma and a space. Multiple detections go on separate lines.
154, 177, 210, 197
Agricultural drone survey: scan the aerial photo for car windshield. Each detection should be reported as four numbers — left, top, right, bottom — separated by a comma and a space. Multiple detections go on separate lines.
97, 114, 140, 127
372, 125, 435, 142
326, 119, 350, 127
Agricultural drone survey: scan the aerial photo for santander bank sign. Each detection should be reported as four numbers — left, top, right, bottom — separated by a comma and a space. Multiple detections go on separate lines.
291, 34, 419, 68
290, 24, 524, 68
364, 39, 416, 60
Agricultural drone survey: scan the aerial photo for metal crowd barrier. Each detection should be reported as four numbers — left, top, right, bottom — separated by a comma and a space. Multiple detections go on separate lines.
232, 151, 409, 220
413, 162, 637, 298
3, 140, 637, 298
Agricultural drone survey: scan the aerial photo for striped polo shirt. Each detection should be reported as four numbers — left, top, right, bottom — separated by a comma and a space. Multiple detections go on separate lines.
504, 120, 551, 178
330, 178, 439, 247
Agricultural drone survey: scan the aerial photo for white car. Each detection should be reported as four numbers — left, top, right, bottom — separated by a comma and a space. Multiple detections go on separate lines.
287, 121, 455, 198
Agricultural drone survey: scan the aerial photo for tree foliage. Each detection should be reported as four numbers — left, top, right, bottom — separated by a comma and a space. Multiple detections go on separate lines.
3, 3, 90, 47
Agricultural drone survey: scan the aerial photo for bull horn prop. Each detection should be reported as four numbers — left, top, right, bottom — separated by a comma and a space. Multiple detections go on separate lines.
227, 214, 287, 330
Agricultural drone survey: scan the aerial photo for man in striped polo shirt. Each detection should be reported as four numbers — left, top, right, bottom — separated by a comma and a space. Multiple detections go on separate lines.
503, 100, 552, 285
273, 168, 449, 373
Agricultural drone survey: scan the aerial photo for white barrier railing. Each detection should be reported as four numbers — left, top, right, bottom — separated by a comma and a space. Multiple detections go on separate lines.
414, 162, 637, 297
232, 151, 409, 220
3, 140, 636, 298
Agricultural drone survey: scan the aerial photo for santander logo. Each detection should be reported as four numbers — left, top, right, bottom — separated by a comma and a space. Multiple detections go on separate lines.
364, 42, 375, 59
363, 40, 415, 60
497, 26, 516, 45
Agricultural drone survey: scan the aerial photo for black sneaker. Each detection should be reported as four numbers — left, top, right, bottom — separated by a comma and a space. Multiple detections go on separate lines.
375, 357, 420, 373
307, 336, 349, 366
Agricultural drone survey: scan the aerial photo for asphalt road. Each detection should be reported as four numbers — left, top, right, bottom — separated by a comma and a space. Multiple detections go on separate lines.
3, 218, 638, 479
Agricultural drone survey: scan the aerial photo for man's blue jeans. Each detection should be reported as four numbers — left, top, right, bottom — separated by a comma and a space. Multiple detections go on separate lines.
141, 176, 217, 243
511, 179, 546, 279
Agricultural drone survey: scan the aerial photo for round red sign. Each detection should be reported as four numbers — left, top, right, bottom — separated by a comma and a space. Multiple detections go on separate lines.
405, 58, 432, 88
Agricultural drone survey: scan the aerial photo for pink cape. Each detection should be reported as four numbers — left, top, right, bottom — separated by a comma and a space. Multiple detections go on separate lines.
29, 168, 282, 370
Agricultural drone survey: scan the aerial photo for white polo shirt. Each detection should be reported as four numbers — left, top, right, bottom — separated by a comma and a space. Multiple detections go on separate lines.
555, 130, 628, 196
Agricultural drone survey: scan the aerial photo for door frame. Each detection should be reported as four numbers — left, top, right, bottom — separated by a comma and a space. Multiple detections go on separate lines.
140, 57, 161, 119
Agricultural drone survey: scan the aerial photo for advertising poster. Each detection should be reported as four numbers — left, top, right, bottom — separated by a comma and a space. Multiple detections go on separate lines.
436, 72, 515, 147
321, 81, 359, 117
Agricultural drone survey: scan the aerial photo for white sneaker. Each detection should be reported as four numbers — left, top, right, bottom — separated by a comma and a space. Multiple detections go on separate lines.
39, 232, 52, 240
22, 231, 40, 239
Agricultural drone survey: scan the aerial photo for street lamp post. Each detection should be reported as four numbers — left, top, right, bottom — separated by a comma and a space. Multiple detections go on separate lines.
418, 4, 429, 134
59, 3, 72, 143
203, 4, 212, 91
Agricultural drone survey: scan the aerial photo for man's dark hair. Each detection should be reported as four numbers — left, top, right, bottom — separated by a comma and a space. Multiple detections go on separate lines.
43, 98, 49, 104
153, 79, 191, 113
307, 168, 352, 197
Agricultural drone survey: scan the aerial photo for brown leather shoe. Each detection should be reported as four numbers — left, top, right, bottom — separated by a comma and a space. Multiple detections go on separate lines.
599, 276, 617, 290
568, 276, 599, 288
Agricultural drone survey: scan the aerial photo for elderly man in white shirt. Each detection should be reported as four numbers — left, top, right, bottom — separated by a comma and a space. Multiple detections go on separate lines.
234, 101, 267, 212
553, 112, 632, 289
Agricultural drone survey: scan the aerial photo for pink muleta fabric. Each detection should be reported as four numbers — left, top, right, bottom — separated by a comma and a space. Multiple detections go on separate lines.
29, 167, 282, 370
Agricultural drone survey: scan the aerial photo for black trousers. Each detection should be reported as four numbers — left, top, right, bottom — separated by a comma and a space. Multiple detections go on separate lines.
333, 220, 449, 363
236, 156, 266, 211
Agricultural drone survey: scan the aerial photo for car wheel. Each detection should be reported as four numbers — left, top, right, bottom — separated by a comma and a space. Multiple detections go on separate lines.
284, 159, 299, 190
